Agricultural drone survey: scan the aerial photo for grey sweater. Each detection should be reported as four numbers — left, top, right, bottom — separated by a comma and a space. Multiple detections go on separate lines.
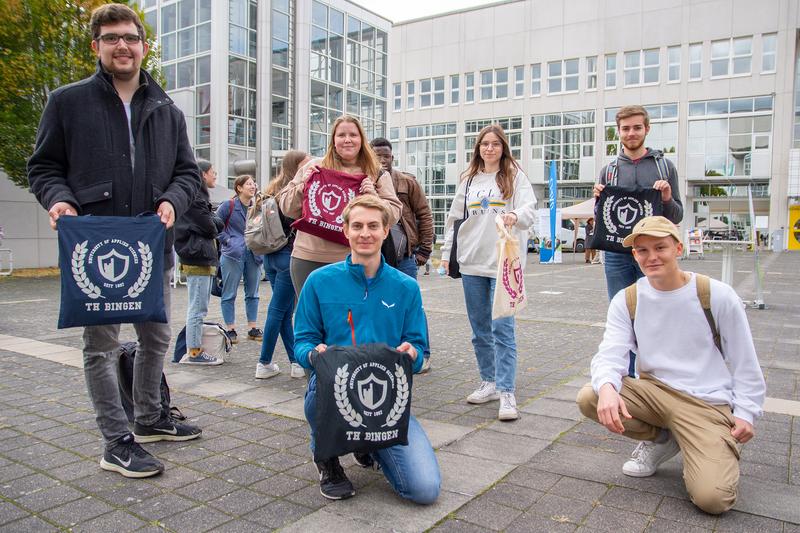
598, 148, 683, 224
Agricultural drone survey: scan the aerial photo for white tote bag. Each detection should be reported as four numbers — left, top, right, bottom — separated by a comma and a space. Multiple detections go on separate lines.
492, 215, 527, 319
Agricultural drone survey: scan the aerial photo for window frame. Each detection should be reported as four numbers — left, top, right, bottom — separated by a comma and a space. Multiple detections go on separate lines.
586, 56, 597, 91
605, 53, 616, 89
667, 45, 681, 83
761, 33, 777, 74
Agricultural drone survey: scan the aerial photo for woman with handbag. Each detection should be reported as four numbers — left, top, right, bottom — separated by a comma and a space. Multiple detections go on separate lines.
277, 115, 402, 296
174, 159, 224, 365
215, 174, 262, 344
255, 150, 310, 380
440, 124, 537, 421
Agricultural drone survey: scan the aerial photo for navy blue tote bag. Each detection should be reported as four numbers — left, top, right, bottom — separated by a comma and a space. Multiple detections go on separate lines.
57, 215, 167, 328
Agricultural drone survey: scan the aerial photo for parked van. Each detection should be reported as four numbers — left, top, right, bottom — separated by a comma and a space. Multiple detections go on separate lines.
529, 219, 587, 253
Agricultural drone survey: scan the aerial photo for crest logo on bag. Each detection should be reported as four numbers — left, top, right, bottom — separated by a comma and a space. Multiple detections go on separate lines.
72, 238, 153, 300
602, 194, 654, 242
309, 182, 353, 223
334, 361, 408, 439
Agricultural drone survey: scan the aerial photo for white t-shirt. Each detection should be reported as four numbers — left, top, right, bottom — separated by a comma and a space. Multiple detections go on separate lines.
591, 273, 766, 424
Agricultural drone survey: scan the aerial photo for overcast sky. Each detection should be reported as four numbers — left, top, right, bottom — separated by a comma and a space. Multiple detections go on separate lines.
352, 0, 488, 22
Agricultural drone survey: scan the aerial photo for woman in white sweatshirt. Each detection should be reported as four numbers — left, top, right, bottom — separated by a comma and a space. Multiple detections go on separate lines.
441, 124, 537, 421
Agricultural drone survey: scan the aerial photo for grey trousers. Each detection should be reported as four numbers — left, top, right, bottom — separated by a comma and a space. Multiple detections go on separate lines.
289, 257, 329, 300
82, 270, 172, 446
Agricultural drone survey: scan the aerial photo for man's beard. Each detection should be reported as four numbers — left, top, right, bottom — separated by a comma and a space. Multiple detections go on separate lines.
103, 58, 139, 82
622, 138, 644, 153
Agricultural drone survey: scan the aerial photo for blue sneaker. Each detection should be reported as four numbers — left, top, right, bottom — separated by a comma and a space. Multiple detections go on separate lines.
180, 351, 222, 365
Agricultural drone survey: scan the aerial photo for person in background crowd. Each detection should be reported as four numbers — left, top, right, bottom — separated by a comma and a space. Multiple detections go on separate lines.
255, 150, 310, 380
584, 217, 598, 264
27, 3, 202, 478
175, 159, 224, 365
370, 137, 435, 373
216, 174, 262, 344
277, 115, 402, 297
440, 124, 537, 421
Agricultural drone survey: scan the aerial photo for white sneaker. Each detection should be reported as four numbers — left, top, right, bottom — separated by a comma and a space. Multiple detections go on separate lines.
467, 381, 500, 404
420, 358, 432, 374
255, 362, 280, 379
498, 392, 519, 421
290, 363, 305, 379
622, 436, 680, 477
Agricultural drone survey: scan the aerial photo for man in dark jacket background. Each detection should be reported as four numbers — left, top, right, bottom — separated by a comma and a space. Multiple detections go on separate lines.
27, 4, 202, 478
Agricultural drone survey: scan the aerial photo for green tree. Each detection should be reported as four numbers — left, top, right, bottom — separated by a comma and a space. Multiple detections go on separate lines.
0, 0, 161, 189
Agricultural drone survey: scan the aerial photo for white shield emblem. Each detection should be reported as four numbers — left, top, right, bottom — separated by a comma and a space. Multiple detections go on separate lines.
616, 202, 639, 226
97, 248, 130, 282
357, 373, 388, 410
321, 190, 341, 212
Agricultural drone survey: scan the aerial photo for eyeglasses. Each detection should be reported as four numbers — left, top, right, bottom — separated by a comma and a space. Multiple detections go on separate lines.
97, 33, 142, 45
479, 141, 502, 150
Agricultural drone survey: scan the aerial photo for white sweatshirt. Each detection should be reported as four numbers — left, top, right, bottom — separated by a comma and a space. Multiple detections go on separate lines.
591, 273, 766, 424
441, 169, 537, 277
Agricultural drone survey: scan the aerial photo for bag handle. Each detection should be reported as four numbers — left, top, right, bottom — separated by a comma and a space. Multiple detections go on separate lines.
495, 215, 514, 240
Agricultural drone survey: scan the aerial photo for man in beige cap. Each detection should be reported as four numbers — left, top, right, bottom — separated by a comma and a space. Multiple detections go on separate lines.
576, 216, 765, 514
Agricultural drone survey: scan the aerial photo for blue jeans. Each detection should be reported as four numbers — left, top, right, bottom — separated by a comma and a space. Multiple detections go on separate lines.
603, 251, 644, 376
396, 254, 431, 360
219, 250, 260, 327
304, 372, 440, 504
259, 248, 296, 364
461, 274, 517, 393
185, 274, 212, 349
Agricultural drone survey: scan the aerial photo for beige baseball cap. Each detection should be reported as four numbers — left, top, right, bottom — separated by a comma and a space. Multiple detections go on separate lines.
622, 216, 681, 248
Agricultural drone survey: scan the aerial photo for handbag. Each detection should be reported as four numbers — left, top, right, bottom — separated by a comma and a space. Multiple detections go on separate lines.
448, 176, 473, 279
492, 215, 527, 319
211, 264, 223, 297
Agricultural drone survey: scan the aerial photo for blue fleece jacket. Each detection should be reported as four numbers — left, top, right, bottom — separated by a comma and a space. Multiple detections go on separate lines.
294, 255, 427, 374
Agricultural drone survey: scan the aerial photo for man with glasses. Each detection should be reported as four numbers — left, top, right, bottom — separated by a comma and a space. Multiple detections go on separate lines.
28, 3, 202, 478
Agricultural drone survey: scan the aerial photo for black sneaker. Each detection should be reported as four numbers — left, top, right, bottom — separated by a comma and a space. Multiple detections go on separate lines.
247, 327, 263, 341
315, 457, 355, 500
352, 452, 379, 471
99, 434, 164, 478
227, 329, 238, 344
133, 415, 202, 443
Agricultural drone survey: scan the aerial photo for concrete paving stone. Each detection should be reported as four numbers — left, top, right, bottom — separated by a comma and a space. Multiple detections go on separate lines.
160, 370, 206, 389
739, 459, 790, 483
452, 414, 496, 427
278, 507, 381, 533
219, 463, 275, 486
189, 454, 247, 474
282, 461, 320, 483
436, 450, 515, 497
158, 504, 233, 532
0, 463, 36, 484
714, 510, 787, 532
258, 432, 307, 451
0, 434, 40, 452
188, 379, 258, 399
415, 418, 475, 449
198, 436, 251, 453
20, 449, 83, 471
504, 510, 580, 533
250, 472, 310, 498
735, 476, 800, 524
70, 509, 147, 532
202, 419, 251, 435
520, 398, 583, 421
600, 485, 663, 515
40, 495, 116, 528
548, 476, 610, 503
655, 496, 718, 529
431, 517, 492, 533
146, 464, 206, 490
250, 449, 309, 472
240, 498, 313, 529
220, 387, 299, 409
489, 413, 579, 441
282, 484, 329, 511
0, 473, 60, 498
582, 504, 651, 532
454, 495, 524, 530
69, 439, 105, 458
3, 441, 62, 463
481, 481, 546, 511
558, 430, 634, 454
208, 488, 273, 517
528, 492, 596, 524
645, 517, 712, 533
156, 443, 216, 464
503, 466, 562, 492
128, 492, 197, 521
444, 429, 550, 465
97, 481, 163, 507
175, 476, 240, 502
230, 425, 279, 443
0, 501, 28, 525
785, 523, 800, 533
14, 483, 85, 512
32, 424, 83, 441
0, 515, 60, 532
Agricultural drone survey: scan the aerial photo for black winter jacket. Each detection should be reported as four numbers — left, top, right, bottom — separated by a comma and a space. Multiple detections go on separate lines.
27, 64, 201, 269
174, 185, 223, 266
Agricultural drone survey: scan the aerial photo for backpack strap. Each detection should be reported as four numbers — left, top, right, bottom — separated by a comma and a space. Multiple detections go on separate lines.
223, 198, 235, 232
654, 153, 669, 181
624, 282, 639, 349
605, 158, 618, 186
695, 274, 723, 356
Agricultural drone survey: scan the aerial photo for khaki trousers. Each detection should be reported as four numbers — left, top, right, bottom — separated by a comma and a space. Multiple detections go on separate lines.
576, 374, 741, 514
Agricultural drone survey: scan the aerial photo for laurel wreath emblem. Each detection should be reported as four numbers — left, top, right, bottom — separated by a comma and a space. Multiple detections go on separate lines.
334, 364, 364, 428
308, 181, 322, 217
71, 241, 103, 299
383, 363, 409, 428
602, 195, 617, 235
501, 258, 518, 300
643, 200, 653, 218
126, 241, 152, 299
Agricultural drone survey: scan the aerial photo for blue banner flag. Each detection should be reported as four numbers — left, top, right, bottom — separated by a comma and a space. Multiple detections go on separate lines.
57, 215, 167, 328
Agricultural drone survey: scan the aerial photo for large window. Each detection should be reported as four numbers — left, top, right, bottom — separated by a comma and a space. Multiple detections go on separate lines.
689, 43, 702, 80
228, 0, 258, 170
762, 33, 776, 73
393, 83, 401, 111
711, 36, 752, 77
479, 68, 508, 101
531, 63, 541, 96
667, 46, 680, 82
586, 56, 597, 90
531, 110, 595, 183
406, 80, 415, 109
514, 66, 525, 97
604, 103, 678, 161
465, 72, 474, 103
450, 74, 459, 105
547, 59, 579, 94
272, 0, 293, 152
465, 117, 522, 162
624, 49, 659, 86
687, 96, 773, 179
605, 54, 616, 89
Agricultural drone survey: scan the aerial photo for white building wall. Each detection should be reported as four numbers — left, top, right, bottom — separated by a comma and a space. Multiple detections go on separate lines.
0, 172, 57, 269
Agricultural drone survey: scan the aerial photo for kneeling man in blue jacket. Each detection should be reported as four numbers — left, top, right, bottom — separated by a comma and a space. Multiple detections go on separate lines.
294, 194, 441, 503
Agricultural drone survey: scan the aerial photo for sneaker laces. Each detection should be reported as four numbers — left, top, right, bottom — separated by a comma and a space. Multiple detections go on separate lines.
500, 393, 516, 410
478, 381, 493, 393
629, 441, 655, 464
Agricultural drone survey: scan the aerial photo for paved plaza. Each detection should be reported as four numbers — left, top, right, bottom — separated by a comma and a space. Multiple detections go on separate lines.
0, 249, 798, 532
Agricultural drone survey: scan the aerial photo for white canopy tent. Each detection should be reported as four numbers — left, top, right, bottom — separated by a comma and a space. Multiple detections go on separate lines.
560, 198, 596, 221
